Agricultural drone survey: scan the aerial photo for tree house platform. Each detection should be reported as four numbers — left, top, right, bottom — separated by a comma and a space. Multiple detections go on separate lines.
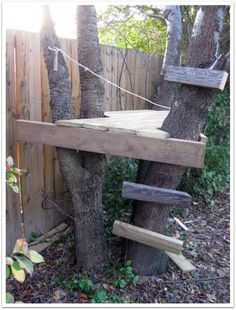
16, 110, 206, 168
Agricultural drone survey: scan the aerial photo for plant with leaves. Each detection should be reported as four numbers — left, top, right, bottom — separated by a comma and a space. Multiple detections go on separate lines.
6, 156, 27, 193
6, 157, 45, 303
6, 239, 45, 303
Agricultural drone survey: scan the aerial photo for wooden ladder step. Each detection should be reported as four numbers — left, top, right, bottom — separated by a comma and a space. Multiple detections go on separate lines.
164, 65, 228, 90
122, 181, 192, 207
165, 251, 196, 273
112, 220, 183, 254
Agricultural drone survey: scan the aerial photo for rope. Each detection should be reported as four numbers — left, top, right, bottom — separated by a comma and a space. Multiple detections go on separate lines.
48, 46, 171, 110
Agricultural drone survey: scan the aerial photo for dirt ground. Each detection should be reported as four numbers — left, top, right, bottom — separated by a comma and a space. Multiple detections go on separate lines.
7, 193, 230, 304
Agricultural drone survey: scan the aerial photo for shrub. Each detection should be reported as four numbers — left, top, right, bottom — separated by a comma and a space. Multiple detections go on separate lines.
180, 90, 230, 204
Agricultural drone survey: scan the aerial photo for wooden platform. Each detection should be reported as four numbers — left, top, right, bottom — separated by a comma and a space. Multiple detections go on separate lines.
16, 110, 206, 168
57, 110, 170, 139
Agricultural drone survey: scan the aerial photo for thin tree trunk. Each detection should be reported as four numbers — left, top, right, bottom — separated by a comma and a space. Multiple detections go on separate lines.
129, 5, 228, 275
40, 5, 106, 270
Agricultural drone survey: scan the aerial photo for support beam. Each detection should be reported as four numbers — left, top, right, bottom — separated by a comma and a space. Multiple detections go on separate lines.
112, 220, 183, 254
164, 66, 228, 90
165, 251, 196, 273
16, 120, 206, 168
122, 182, 192, 207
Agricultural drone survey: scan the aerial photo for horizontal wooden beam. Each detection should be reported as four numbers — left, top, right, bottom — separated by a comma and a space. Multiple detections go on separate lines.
122, 182, 192, 207
16, 120, 206, 168
165, 251, 196, 273
112, 220, 183, 254
164, 66, 228, 90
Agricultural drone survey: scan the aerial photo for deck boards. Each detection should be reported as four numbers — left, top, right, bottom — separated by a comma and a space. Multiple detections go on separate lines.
56, 110, 170, 138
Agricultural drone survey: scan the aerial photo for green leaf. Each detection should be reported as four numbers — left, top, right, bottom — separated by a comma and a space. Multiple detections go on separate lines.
11, 261, 25, 283
6, 292, 15, 303
118, 279, 127, 288
91, 290, 107, 303
6, 265, 10, 278
9, 183, 20, 193
27, 250, 45, 264
13, 255, 34, 275
6, 257, 14, 265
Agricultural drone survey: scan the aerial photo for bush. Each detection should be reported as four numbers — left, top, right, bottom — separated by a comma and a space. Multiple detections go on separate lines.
103, 156, 138, 234
180, 90, 230, 204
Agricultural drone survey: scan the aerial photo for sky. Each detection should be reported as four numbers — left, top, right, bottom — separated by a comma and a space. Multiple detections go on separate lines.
3, 3, 109, 38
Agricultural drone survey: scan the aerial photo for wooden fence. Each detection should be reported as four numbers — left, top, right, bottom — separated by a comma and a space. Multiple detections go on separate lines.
6, 29, 163, 253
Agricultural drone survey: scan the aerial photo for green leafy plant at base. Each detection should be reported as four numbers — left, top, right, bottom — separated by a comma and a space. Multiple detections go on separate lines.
6, 157, 44, 303
6, 239, 45, 303
180, 90, 230, 204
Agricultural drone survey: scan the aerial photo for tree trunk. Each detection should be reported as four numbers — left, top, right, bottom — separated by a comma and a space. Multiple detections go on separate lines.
129, 5, 228, 275
40, 5, 106, 271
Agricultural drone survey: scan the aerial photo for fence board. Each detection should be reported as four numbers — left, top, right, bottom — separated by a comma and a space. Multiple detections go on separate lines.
6, 30, 22, 253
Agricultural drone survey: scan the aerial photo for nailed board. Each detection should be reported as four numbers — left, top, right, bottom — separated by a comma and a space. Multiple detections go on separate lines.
122, 181, 192, 207
112, 220, 183, 254
56, 110, 170, 139
16, 120, 206, 168
164, 66, 228, 90
165, 251, 196, 273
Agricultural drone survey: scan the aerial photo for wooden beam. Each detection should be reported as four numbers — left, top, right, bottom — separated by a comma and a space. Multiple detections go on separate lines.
164, 66, 228, 90
112, 220, 183, 254
122, 182, 192, 207
165, 251, 196, 273
199, 133, 208, 143
16, 120, 206, 168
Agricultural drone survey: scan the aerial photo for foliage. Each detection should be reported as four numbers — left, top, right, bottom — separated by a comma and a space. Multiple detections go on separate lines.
53, 260, 138, 303
103, 156, 138, 234
112, 260, 139, 288
29, 232, 39, 243
6, 156, 27, 193
6, 239, 44, 303
6, 157, 44, 303
180, 90, 230, 204
98, 5, 167, 54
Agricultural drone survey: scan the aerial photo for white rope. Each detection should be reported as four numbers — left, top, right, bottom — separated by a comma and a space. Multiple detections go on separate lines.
48, 46, 171, 110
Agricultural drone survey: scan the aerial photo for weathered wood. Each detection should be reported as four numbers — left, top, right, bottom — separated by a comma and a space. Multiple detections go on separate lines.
16, 120, 206, 168
165, 251, 196, 272
122, 182, 192, 207
6, 30, 22, 254
113, 220, 183, 254
164, 65, 228, 90
199, 133, 208, 143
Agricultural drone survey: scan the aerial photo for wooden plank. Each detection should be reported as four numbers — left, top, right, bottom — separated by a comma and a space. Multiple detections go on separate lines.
164, 66, 228, 90
199, 133, 208, 143
122, 182, 192, 207
70, 38, 80, 118
6, 29, 22, 254
112, 220, 183, 254
16, 120, 206, 168
165, 251, 196, 273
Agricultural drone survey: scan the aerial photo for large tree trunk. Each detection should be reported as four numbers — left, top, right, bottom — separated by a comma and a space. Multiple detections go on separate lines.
129, 5, 228, 275
41, 5, 106, 270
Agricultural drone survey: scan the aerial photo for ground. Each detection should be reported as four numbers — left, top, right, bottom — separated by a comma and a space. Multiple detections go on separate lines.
7, 193, 230, 304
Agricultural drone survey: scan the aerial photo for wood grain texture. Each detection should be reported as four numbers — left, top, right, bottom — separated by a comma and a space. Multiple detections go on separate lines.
112, 220, 183, 254
16, 120, 206, 168
6, 29, 22, 254
165, 251, 196, 272
122, 181, 192, 207
164, 65, 228, 90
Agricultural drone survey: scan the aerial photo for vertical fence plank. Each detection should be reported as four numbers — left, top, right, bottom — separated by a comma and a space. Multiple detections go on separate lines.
6, 30, 22, 254
70, 39, 80, 118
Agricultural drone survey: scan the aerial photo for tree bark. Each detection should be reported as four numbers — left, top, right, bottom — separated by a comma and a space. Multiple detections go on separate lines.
40, 5, 106, 271
153, 5, 182, 109
129, 5, 228, 275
